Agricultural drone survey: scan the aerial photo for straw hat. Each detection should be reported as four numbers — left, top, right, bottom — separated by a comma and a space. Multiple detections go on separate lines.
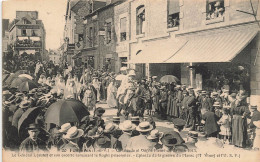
213, 102, 221, 107
119, 120, 136, 131
147, 129, 163, 140
136, 121, 153, 132
63, 126, 84, 140
59, 123, 72, 133
104, 123, 118, 133
128, 70, 136, 76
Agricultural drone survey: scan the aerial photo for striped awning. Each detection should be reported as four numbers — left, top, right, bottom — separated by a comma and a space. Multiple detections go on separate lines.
164, 30, 258, 63
127, 39, 187, 64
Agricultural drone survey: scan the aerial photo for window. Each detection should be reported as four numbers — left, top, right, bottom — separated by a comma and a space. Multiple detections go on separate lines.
106, 22, 112, 44
23, 19, 31, 24
78, 34, 83, 41
22, 29, 27, 36
206, 0, 225, 20
88, 27, 93, 47
167, 0, 180, 28
32, 30, 36, 36
136, 5, 145, 35
120, 17, 127, 41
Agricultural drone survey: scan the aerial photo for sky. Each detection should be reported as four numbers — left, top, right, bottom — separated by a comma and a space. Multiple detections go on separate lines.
2, 0, 68, 50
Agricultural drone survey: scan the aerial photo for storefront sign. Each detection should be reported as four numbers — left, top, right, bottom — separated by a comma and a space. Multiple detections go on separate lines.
17, 25, 40, 29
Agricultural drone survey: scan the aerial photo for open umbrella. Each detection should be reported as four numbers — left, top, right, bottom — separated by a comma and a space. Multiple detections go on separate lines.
18, 80, 38, 92
5, 70, 29, 85
10, 77, 30, 88
18, 74, 33, 80
45, 99, 90, 126
159, 75, 180, 83
18, 107, 42, 132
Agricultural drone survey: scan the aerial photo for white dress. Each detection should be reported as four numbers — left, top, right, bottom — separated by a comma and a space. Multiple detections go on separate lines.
92, 80, 101, 102
219, 114, 231, 136
107, 82, 118, 108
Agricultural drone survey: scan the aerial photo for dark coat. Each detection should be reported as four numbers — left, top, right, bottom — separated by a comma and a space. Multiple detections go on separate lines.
201, 97, 213, 111
19, 137, 47, 152
202, 111, 220, 135
249, 110, 260, 129
12, 108, 26, 128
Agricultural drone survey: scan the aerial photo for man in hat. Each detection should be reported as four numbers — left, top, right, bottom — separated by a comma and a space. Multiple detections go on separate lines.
213, 102, 223, 120
19, 123, 47, 152
103, 123, 122, 151
186, 89, 198, 131
112, 116, 121, 126
169, 118, 185, 145
185, 131, 198, 150
131, 116, 140, 137
201, 107, 220, 138
249, 105, 260, 129
60, 126, 84, 152
151, 76, 158, 87
180, 90, 189, 121
147, 129, 163, 149
94, 107, 105, 129
201, 91, 213, 112
93, 136, 111, 149
212, 92, 223, 108
126, 121, 154, 149
159, 86, 168, 119
118, 120, 136, 150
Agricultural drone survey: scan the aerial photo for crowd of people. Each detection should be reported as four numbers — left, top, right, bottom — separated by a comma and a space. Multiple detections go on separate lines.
2, 60, 260, 153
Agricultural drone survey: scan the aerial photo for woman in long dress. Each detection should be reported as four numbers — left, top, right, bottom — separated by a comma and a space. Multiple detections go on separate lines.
65, 80, 77, 99
107, 79, 118, 108
231, 100, 250, 148
82, 84, 96, 111
92, 77, 101, 102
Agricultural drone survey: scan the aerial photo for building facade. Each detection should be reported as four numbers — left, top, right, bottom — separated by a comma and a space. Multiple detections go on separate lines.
8, 11, 46, 61
2, 19, 9, 57
48, 49, 62, 65
83, 0, 122, 72
114, 0, 130, 70
128, 0, 260, 105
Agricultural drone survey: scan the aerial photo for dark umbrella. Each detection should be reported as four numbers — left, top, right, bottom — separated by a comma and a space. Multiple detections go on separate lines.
5, 70, 29, 85
18, 107, 41, 133
10, 77, 30, 88
159, 75, 180, 83
45, 99, 90, 126
18, 80, 39, 92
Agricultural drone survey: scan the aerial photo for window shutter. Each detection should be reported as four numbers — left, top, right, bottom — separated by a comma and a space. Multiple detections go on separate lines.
168, 0, 180, 15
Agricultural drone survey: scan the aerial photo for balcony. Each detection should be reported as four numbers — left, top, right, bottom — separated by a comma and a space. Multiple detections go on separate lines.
14, 37, 42, 48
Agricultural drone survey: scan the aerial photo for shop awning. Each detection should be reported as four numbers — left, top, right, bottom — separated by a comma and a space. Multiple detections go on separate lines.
164, 30, 258, 63
127, 39, 187, 64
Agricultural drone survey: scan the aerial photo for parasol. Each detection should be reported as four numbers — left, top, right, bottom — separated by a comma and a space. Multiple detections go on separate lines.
159, 75, 180, 83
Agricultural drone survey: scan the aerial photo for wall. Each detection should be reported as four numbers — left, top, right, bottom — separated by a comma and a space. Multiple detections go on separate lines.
114, 0, 130, 70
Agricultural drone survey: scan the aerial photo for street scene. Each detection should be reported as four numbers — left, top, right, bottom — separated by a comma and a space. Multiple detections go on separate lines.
1, 0, 260, 158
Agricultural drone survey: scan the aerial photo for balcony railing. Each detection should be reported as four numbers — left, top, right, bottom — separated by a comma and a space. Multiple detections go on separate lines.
14, 38, 42, 48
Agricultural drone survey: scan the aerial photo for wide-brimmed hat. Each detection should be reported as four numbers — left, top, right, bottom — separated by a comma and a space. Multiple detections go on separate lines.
59, 123, 72, 133
230, 93, 237, 98
93, 136, 111, 148
27, 123, 40, 131
128, 70, 136, 76
131, 116, 140, 122
201, 91, 207, 95
119, 120, 136, 131
95, 107, 105, 115
15, 93, 24, 97
19, 100, 30, 109
152, 76, 157, 79
63, 126, 84, 140
213, 102, 221, 107
147, 129, 163, 140
212, 92, 218, 96
104, 123, 118, 133
136, 121, 153, 132
159, 86, 166, 90
172, 118, 186, 127
250, 105, 258, 110
161, 133, 177, 146
112, 116, 120, 123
